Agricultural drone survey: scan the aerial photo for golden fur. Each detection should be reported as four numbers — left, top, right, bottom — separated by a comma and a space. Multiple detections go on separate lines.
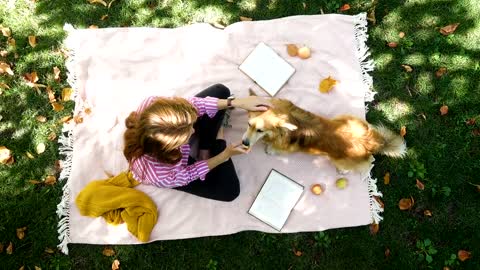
241, 96, 406, 173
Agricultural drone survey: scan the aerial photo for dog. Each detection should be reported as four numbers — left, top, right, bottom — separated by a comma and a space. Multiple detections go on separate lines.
241, 91, 406, 173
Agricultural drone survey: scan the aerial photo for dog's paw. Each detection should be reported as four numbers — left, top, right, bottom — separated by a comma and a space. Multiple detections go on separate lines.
264, 145, 280, 155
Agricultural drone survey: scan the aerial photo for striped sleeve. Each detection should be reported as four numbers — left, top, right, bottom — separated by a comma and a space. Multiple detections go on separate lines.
186, 96, 218, 118
136, 96, 158, 114
131, 156, 210, 188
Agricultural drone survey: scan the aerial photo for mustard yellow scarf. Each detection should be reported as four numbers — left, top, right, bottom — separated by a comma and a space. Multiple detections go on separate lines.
75, 171, 158, 242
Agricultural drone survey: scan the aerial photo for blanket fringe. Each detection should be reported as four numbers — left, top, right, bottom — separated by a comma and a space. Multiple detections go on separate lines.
353, 13, 383, 224
56, 23, 81, 255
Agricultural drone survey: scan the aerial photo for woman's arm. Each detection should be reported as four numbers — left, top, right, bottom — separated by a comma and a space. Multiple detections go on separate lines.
217, 96, 272, 111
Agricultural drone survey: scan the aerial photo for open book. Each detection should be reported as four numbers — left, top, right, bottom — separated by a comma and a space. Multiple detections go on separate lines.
239, 42, 296, 96
248, 169, 304, 231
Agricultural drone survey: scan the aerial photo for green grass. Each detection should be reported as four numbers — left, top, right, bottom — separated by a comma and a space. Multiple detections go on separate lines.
1, 0, 479, 269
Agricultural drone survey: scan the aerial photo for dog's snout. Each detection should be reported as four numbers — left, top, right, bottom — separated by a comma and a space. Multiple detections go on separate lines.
242, 139, 250, 147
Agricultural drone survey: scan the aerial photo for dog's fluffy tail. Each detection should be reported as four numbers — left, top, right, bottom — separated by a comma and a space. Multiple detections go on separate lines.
374, 125, 407, 158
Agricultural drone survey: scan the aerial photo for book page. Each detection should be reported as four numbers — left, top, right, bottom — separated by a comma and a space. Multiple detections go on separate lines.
248, 170, 304, 231
239, 42, 295, 96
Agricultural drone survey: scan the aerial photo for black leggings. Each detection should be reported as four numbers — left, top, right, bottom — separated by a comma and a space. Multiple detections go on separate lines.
174, 84, 240, 202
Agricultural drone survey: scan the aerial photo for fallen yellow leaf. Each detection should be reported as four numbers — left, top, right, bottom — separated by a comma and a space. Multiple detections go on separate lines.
0, 146, 15, 165
240, 16, 253, 21
112, 259, 120, 270
0, 83, 10, 90
36, 115, 47, 123
45, 247, 55, 254
74, 115, 84, 124
367, 9, 376, 25
440, 23, 460, 36
16, 227, 27, 240
440, 105, 448, 116
85, 108, 92, 114
28, 35, 37, 48
416, 179, 425, 190
26, 151, 35, 159
36, 142, 46, 154
293, 248, 302, 256
6, 242, 13, 254
369, 223, 379, 235
29, 180, 42, 185
399, 32, 405, 38
89, 25, 99, 29
102, 246, 116, 256
35, 266, 41, 270
339, 4, 350, 11
0, 50, 7, 57
46, 86, 56, 103
374, 196, 385, 209
398, 197, 413, 210
44, 175, 57, 185
0, 61, 14, 75
400, 126, 406, 137
384, 172, 390, 185
52, 102, 64, 112
7, 37, 16, 47
401, 64, 413, 72
319, 76, 338, 93
107, 0, 116, 8
387, 42, 398, 48
59, 116, 73, 124
435, 67, 447, 78
53, 66, 61, 81
424, 209, 432, 217
457, 250, 471, 261
88, 0, 107, 6
1, 26, 11, 37
101, 14, 109, 20
47, 132, 57, 141
62, 88, 73, 101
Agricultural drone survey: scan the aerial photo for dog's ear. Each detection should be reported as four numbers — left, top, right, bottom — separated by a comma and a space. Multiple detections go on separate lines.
248, 88, 257, 96
281, 122, 298, 131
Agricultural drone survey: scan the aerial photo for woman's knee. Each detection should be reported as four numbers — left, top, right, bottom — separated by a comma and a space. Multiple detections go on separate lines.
222, 184, 240, 202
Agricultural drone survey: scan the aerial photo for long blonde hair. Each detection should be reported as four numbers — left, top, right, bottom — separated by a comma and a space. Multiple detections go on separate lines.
123, 97, 198, 165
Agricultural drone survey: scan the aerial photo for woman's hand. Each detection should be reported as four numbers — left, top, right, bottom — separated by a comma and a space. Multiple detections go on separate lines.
232, 96, 272, 112
223, 141, 251, 158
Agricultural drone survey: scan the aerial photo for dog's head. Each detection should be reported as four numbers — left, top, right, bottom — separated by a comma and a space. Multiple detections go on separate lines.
241, 90, 298, 148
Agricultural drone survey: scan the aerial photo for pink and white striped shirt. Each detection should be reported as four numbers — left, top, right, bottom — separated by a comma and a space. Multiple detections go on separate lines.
130, 96, 219, 188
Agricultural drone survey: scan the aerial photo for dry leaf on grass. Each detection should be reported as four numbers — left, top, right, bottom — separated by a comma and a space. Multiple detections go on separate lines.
101, 15, 109, 20
112, 259, 120, 270
440, 23, 460, 35
62, 88, 73, 101
88, 0, 107, 6
0, 146, 15, 165
387, 42, 398, 48
29, 180, 42, 185
44, 175, 57, 185
48, 132, 57, 141
52, 102, 64, 112
385, 248, 391, 257
36, 143, 46, 154
0, 82, 10, 90
28, 35, 37, 48
369, 223, 379, 235
435, 67, 447, 78
102, 246, 116, 256
107, 0, 117, 8
0, 61, 14, 75
8, 37, 16, 47
89, 25, 99, 29
339, 4, 350, 11
424, 210, 432, 216
26, 152, 35, 159
374, 196, 385, 209
399, 32, 405, 38
240, 16, 252, 21
35, 266, 41, 270
0, 50, 7, 57
465, 118, 476, 125
384, 172, 390, 185
24, 71, 47, 91
46, 86, 56, 103
398, 197, 414, 210
457, 250, 471, 261
401, 64, 413, 72
367, 9, 376, 25
74, 115, 84, 124
416, 179, 425, 190
400, 126, 406, 137
440, 105, 448, 115
286, 44, 298, 57
85, 108, 92, 114
6, 242, 13, 254
293, 248, 302, 256
1, 26, 11, 37
319, 76, 338, 93
53, 66, 61, 81
16, 227, 27, 240
45, 247, 55, 254
36, 115, 47, 123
